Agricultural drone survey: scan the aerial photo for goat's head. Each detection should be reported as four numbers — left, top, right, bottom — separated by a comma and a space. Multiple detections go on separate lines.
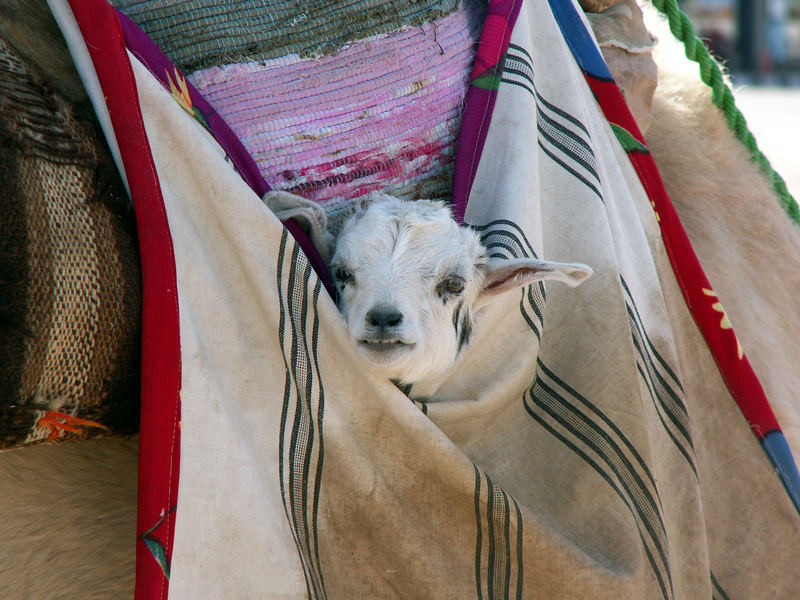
264, 191, 592, 385
329, 195, 591, 384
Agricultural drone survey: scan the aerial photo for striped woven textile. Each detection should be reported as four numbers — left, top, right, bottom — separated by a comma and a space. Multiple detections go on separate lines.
187, 4, 483, 217
53, 0, 800, 598
111, 0, 460, 71
115, 0, 485, 222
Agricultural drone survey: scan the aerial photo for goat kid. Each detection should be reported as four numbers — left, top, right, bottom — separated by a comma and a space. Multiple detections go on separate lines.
264, 191, 592, 386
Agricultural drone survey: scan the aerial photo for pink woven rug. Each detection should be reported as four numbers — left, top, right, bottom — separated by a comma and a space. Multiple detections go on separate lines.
187, 3, 484, 217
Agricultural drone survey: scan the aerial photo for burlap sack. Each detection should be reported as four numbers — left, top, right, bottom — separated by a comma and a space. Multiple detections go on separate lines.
0, 37, 140, 448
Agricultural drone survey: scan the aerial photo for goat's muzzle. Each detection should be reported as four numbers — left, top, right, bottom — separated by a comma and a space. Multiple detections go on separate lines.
358, 305, 415, 360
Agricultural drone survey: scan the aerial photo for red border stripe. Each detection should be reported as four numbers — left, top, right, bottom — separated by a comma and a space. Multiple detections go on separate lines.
67, 2, 182, 598
583, 73, 781, 438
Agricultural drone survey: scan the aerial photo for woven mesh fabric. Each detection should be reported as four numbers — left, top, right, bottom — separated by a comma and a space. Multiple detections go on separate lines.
0, 38, 140, 448
184, 1, 485, 225
111, 0, 460, 73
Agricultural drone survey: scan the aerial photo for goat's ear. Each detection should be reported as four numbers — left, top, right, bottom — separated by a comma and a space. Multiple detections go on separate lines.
476, 257, 592, 307
263, 190, 335, 261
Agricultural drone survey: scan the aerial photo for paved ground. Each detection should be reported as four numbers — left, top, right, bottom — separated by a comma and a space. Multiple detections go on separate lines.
732, 86, 800, 200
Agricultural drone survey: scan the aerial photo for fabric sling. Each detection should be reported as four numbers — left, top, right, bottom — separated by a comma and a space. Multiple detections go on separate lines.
49, 0, 800, 597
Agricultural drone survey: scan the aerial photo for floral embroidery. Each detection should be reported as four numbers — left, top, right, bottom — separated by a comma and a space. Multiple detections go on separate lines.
609, 123, 649, 154
702, 288, 743, 359
34, 411, 109, 441
140, 506, 178, 579
166, 67, 210, 130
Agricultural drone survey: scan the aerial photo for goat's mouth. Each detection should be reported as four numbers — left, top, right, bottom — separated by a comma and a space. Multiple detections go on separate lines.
359, 338, 414, 349
357, 338, 416, 360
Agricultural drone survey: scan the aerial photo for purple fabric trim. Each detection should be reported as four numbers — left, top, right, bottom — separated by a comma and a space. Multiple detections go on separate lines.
114, 10, 335, 295
116, 11, 267, 197
450, 0, 523, 223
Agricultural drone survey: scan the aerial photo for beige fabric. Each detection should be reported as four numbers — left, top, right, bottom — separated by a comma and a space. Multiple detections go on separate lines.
118, 0, 800, 596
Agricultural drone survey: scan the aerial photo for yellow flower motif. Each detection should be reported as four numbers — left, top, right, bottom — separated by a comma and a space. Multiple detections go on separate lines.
650, 200, 661, 222
166, 67, 194, 118
702, 288, 743, 359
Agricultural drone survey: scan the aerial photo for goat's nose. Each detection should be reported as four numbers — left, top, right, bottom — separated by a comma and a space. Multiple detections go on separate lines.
365, 306, 403, 328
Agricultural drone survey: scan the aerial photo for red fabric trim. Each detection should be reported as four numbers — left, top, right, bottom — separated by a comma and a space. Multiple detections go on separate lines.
452, 0, 523, 222
67, 1, 182, 598
584, 76, 781, 439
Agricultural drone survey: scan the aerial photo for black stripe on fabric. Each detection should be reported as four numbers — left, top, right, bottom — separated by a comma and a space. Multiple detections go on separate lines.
519, 288, 541, 341
537, 139, 603, 199
480, 234, 530, 259
619, 278, 683, 389
525, 384, 670, 600
513, 497, 523, 600
525, 360, 673, 600
287, 251, 317, 598
309, 280, 327, 596
501, 48, 602, 201
535, 360, 663, 516
635, 363, 697, 473
472, 221, 547, 338
474, 466, 525, 600
710, 571, 731, 600
506, 45, 591, 136
503, 64, 534, 88
471, 220, 538, 259
536, 101, 597, 166
526, 283, 545, 324
628, 328, 690, 441
619, 277, 696, 474
281, 241, 314, 598
535, 88, 592, 137
508, 42, 534, 66
503, 49, 595, 157
484, 239, 525, 259
536, 118, 600, 193
276, 231, 328, 599
486, 472, 497, 598
474, 465, 484, 600
278, 231, 292, 514
501, 489, 512, 597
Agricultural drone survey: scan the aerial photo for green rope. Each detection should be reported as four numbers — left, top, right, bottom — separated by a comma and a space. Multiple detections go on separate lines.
650, 0, 800, 224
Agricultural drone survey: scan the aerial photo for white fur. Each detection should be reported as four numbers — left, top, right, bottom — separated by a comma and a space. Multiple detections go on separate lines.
330, 196, 489, 383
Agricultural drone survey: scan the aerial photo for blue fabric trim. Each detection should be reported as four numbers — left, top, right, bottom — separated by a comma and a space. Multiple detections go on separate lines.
762, 431, 800, 514
546, 0, 613, 81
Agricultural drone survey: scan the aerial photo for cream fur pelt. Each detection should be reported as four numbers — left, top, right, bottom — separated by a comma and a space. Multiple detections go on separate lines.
641, 3, 800, 457
0, 437, 137, 598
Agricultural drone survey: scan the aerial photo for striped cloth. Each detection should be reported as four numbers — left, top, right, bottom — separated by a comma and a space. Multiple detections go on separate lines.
54, 0, 800, 598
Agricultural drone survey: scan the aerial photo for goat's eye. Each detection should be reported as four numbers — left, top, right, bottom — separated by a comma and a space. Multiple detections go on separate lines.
436, 276, 465, 298
333, 266, 355, 287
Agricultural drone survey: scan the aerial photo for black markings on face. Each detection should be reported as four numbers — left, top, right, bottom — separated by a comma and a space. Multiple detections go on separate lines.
452, 301, 463, 334
458, 312, 472, 352
452, 301, 472, 354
